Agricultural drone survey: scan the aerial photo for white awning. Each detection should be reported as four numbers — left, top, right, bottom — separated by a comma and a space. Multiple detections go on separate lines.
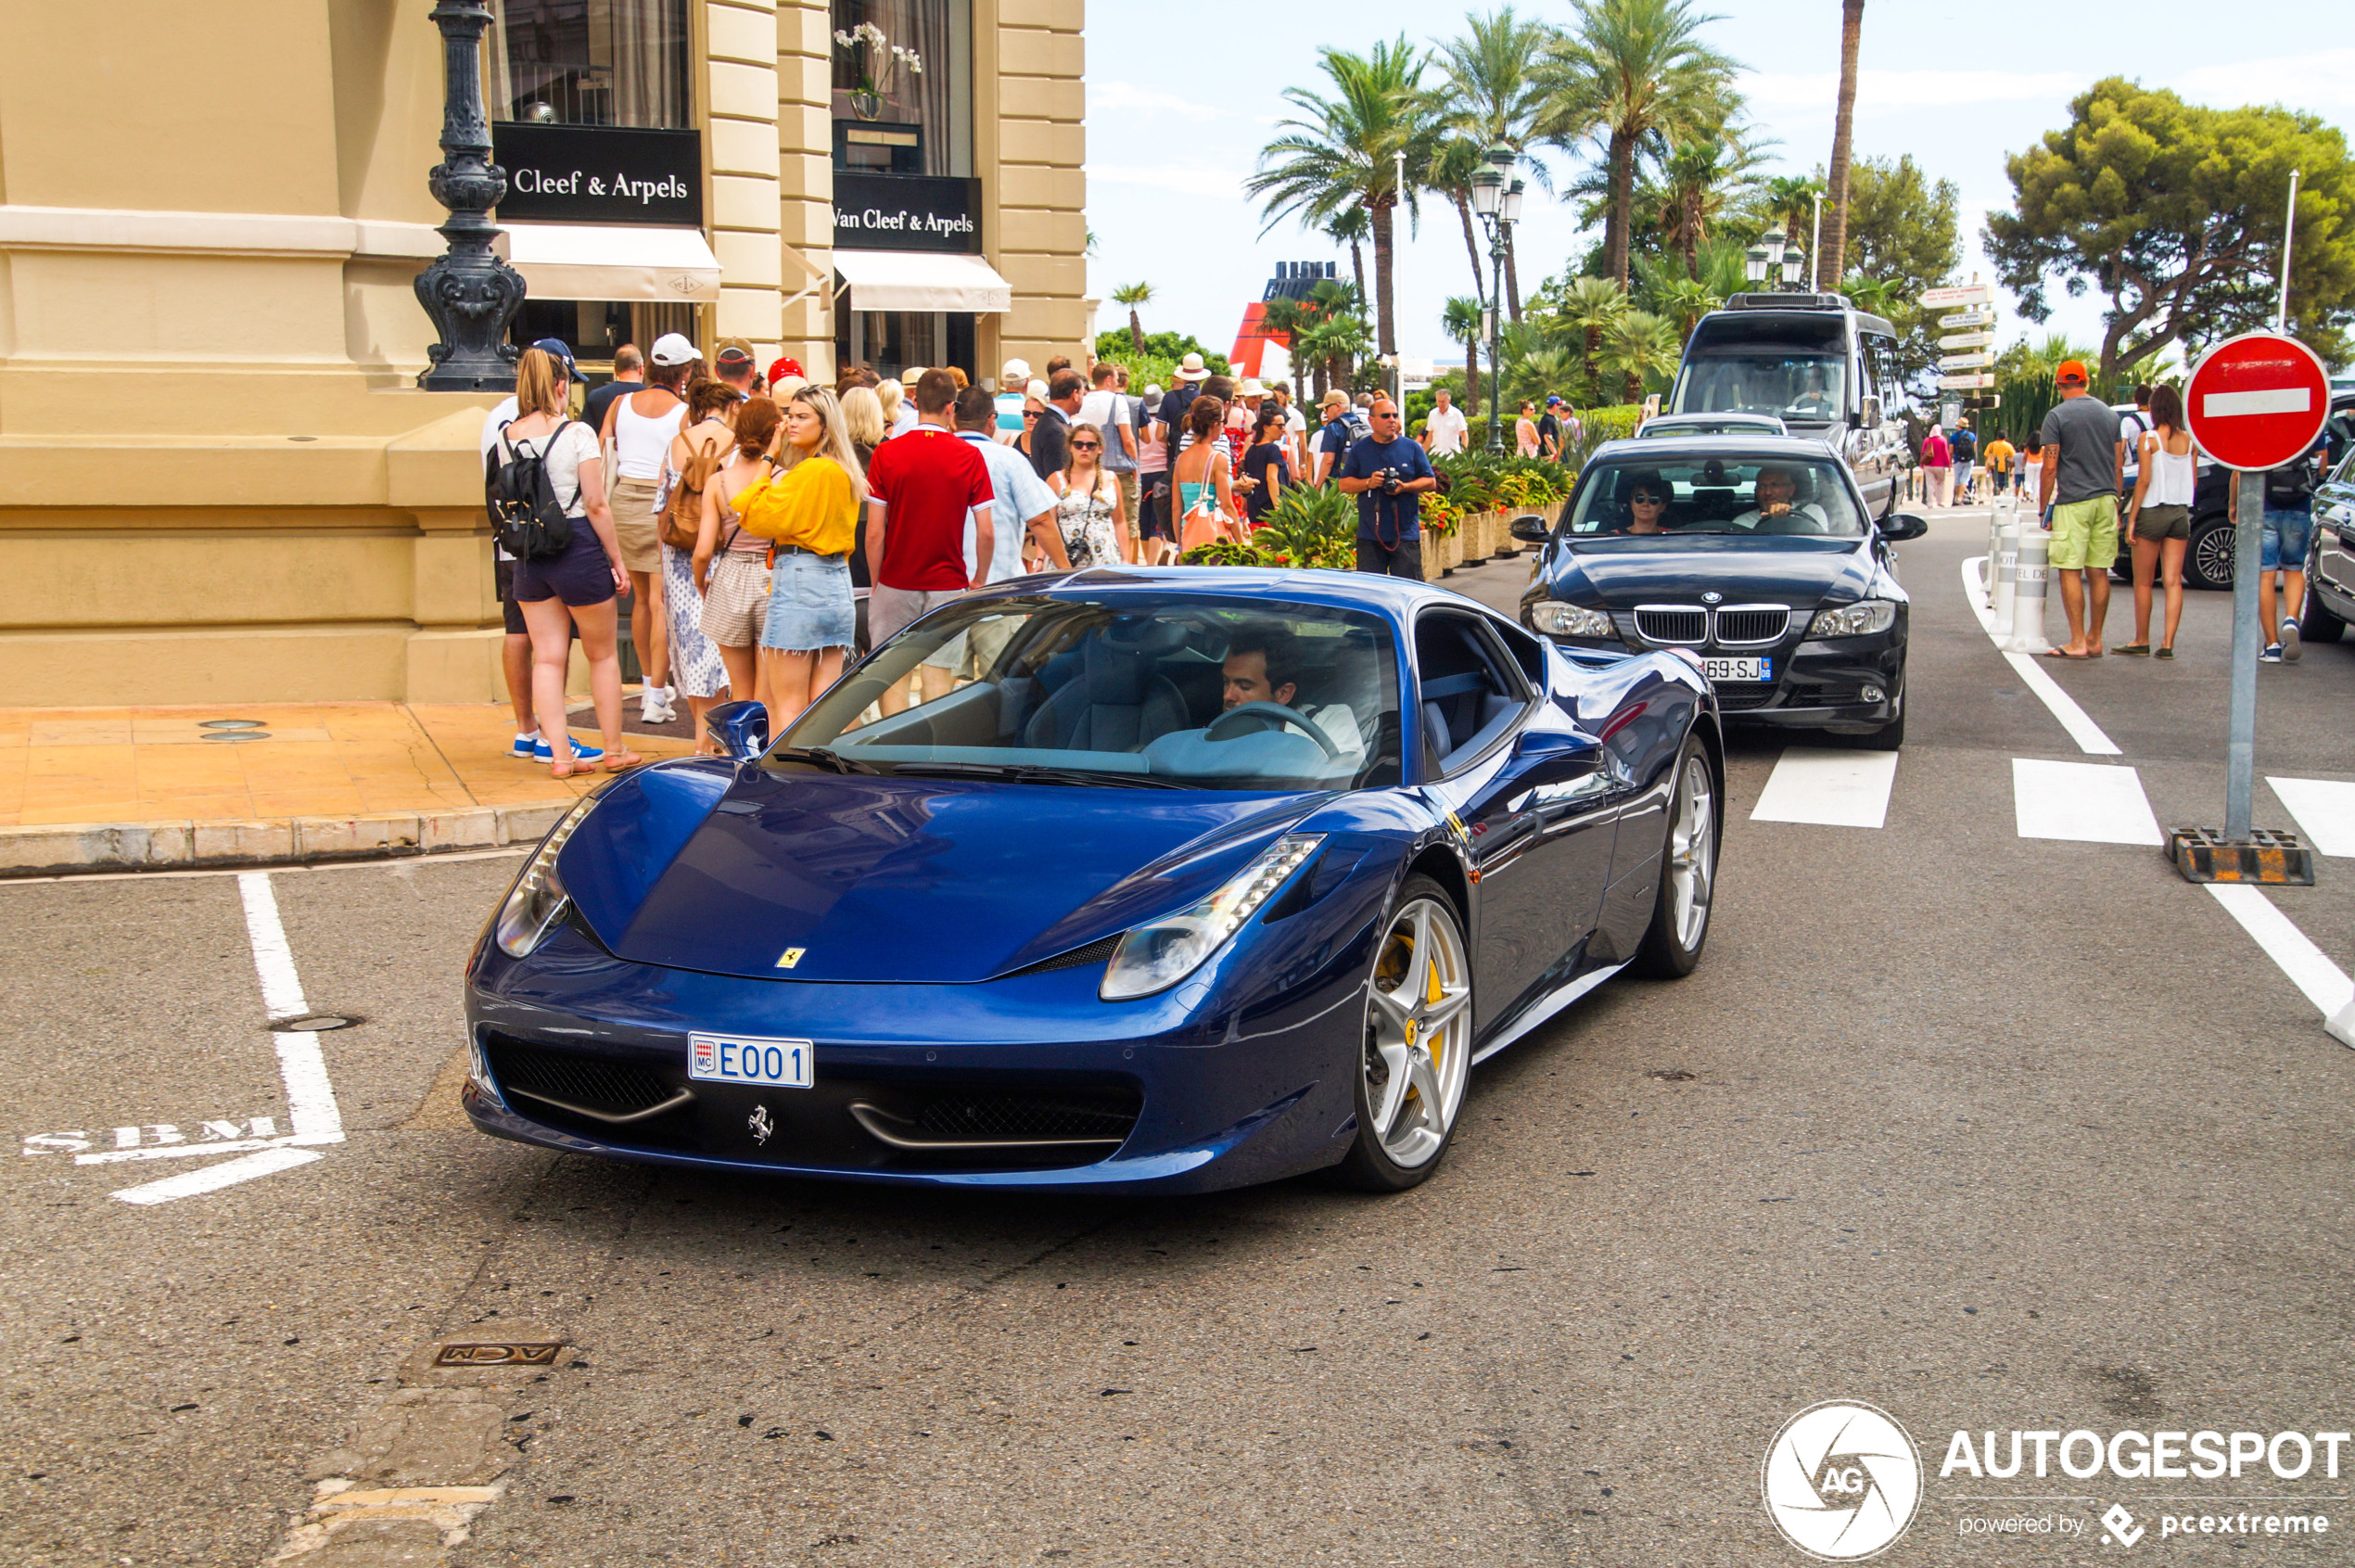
495, 223, 720, 302
834, 249, 1012, 313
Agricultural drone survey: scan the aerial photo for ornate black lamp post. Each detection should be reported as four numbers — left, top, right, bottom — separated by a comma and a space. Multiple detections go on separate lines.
1470, 146, 1524, 453
414, 0, 527, 390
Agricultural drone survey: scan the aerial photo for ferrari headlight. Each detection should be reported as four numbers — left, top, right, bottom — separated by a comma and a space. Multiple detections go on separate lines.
1101, 834, 1324, 1001
1530, 601, 1617, 638
1807, 600, 1897, 638
493, 792, 601, 958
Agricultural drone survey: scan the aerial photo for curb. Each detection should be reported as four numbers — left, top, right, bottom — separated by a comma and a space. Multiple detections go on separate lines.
0, 802, 570, 879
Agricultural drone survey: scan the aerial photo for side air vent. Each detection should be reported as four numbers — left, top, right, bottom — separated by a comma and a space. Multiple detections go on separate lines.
1001, 934, 1123, 978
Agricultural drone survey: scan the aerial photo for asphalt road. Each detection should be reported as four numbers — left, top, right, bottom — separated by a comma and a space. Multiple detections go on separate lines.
4, 512, 2350, 1567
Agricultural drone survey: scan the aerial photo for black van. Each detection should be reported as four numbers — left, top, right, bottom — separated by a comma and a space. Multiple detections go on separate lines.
1665, 294, 1913, 518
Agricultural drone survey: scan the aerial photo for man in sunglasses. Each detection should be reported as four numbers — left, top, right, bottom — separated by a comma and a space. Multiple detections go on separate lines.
1335, 397, 1437, 579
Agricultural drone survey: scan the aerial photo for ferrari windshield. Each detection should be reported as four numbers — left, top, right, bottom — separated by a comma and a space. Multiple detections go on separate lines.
1566, 456, 1867, 539
777, 594, 1403, 792
1674, 353, 1846, 423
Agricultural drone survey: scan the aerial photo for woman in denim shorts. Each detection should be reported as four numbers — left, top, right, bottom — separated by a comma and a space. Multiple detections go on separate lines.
694, 398, 783, 708
737, 386, 863, 731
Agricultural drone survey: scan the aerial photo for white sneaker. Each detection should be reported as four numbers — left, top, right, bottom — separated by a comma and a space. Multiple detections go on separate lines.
639, 686, 672, 723
2281, 621, 2302, 662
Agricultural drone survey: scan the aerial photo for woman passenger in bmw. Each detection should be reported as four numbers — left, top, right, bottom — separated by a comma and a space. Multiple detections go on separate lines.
1623, 472, 1676, 534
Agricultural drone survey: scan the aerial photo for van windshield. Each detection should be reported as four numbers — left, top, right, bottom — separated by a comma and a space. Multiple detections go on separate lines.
1674, 354, 1846, 423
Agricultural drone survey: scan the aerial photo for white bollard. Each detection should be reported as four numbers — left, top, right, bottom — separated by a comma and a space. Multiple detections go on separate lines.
1992, 517, 2020, 637
2003, 525, 2054, 655
1984, 511, 2004, 605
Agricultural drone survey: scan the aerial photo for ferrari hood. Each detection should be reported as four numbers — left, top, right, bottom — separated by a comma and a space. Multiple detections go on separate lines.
1547, 535, 1873, 610
567, 771, 1320, 984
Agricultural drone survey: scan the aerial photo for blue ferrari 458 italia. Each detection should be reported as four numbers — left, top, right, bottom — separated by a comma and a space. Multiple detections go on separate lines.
464, 569, 1723, 1193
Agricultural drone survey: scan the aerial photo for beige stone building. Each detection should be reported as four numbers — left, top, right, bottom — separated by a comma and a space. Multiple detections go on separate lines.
0, 0, 1089, 705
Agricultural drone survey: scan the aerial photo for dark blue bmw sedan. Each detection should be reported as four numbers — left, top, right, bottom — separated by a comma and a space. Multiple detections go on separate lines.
464, 570, 1722, 1194
1517, 438, 1928, 749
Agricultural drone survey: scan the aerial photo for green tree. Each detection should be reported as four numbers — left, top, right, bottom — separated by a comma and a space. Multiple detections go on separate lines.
1598, 309, 1682, 402
1541, 0, 1739, 290
1821, 0, 1865, 284
1250, 38, 1445, 363
1839, 154, 1961, 380
1986, 77, 2355, 379
1762, 172, 1826, 250
1436, 6, 1559, 319
1559, 274, 1630, 399
1654, 129, 1761, 275
1443, 295, 1487, 414
1328, 206, 1371, 312
1111, 282, 1153, 355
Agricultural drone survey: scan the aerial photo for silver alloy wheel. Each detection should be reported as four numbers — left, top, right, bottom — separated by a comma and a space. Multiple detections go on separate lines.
2193, 524, 2235, 590
1362, 898, 1473, 1169
1667, 755, 1716, 950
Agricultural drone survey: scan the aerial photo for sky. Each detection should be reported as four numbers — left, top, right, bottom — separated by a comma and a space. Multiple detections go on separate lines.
1080, 2, 2355, 374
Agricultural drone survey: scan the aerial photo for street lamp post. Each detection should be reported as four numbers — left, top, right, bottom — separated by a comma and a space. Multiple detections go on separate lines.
1470, 146, 1521, 453
414, 0, 527, 390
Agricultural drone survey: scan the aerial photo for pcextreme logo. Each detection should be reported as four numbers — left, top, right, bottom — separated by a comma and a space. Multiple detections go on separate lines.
1763, 1400, 1924, 1561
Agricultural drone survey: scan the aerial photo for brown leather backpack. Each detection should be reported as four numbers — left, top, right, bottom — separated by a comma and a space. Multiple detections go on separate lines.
659, 432, 726, 553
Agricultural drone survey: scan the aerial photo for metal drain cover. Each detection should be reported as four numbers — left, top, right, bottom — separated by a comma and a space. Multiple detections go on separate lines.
433, 1342, 564, 1369
199, 720, 267, 729
271, 1013, 358, 1033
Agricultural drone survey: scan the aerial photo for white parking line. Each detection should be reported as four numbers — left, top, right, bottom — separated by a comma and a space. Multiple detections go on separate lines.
1750, 747, 1901, 828
1959, 556, 2122, 756
2012, 759, 2163, 846
108, 873, 344, 1205
2267, 777, 2355, 857
2206, 885, 2355, 1019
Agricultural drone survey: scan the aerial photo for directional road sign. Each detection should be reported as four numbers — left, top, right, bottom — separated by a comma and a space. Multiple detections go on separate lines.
1939, 308, 1995, 329
2183, 330, 2331, 472
1937, 372, 1995, 390
1938, 351, 1992, 371
1921, 284, 1993, 308
1940, 329, 1994, 349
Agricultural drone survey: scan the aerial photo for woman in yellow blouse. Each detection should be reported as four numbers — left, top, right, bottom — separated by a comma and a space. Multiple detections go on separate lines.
735, 386, 865, 732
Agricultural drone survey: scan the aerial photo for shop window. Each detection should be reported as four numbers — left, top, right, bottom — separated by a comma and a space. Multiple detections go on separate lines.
490, 0, 692, 129
510, 300, 694, 372
831, 0, 971, 177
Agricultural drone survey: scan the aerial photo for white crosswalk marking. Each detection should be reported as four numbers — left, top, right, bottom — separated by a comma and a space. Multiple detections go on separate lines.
2011, 759, 2163, 845
1750, 747, 1901, 829
2266, 777, 2355, 857
2207, 885, 2355, 1018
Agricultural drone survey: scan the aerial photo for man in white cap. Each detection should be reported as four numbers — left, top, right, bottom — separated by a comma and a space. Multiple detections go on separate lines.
1152, 351, 1211, 453
893, 368, 927, 437
995, 358, 1031, 444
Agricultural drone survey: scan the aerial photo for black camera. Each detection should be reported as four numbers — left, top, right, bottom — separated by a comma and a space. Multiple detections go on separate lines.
1374, 467, 1406, 495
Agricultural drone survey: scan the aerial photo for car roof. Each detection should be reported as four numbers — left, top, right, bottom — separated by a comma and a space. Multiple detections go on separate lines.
962, 565, 1493, 623
1644, 413, 1786, 428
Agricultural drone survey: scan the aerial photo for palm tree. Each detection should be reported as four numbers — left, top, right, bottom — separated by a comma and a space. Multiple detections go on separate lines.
1653, 129, 1756, 275
1443, 295, 1486, 414
1328, 207, 1371, 309
1436, 7, 1559, 320
1598, 309, 1682, 403
1504, 343, 1582, 413
1560, 274, 1630, 400
1111, 282, 1153, 355
1762, 172, 1824, 251
1259, 297, 1310, 403
1249, 38, 1444, 363
1297, 311, 1374, 397
1540, 0, 1738, 291
1424, 135, 1493, 305
1821, 0, 1865, 285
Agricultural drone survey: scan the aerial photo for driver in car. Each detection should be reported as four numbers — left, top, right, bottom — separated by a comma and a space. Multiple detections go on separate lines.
1789, 369, 1837, 420
1730, 465, 1830, 534
1221, 625, 1363, 757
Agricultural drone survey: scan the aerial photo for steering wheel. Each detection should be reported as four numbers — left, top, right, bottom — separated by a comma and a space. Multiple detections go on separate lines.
1203, 701, 1344, 759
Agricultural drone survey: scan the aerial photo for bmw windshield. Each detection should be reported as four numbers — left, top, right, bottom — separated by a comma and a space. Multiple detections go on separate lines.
1566, 457, 1868, 541
776, 594, 1403, 792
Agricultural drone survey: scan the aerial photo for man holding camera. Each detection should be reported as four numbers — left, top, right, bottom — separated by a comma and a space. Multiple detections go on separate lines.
1336, 397, 1438, 579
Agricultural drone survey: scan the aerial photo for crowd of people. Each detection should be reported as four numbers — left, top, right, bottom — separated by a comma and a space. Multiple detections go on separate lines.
482, 337, 1493, 774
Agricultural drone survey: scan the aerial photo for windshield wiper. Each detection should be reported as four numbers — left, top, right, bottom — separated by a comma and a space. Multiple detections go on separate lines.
770, 746, 876, 774
887, 760, 1188, 789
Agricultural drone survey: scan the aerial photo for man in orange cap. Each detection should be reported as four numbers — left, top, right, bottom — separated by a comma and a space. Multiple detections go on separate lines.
2035, 359, 2127, 657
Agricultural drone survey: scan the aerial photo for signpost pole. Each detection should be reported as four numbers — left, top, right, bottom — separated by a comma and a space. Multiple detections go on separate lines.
2226, 472, 2262, 840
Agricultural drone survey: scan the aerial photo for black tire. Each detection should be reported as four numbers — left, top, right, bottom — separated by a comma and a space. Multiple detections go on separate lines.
1331, 873, 1471, 1192
1631, 736, 1720, 979
2301, 585, 2347, 644
2185, 515, 2236, 591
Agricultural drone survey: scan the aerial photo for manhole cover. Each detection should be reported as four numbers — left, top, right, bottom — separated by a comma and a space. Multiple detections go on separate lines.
1645, 1068, 1696, 1082
271, 1013, 358, 1033
203, 732, 273, 742
433, 1342, 564, 1369
199, 720, 267, 729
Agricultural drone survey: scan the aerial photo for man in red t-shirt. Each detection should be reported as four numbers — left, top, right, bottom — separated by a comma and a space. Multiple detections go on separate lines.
866, 367, 994, 711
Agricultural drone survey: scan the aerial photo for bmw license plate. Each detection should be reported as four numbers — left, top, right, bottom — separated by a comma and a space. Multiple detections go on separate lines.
690, 1033, 813, 1089
1704, 656, 1773, 683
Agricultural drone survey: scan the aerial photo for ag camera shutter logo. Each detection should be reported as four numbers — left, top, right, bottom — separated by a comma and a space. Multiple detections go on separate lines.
1763, 1400, 1923, 1560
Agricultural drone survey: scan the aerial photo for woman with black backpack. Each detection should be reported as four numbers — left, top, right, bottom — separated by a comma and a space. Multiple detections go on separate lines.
492, 347, 641, 777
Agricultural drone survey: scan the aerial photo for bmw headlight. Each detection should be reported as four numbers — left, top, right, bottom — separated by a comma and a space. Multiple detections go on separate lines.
1807, 600, 1897, 638
493, 792, 602, 958
1530, 601, 1617, 638
1101, 834, 1324, 1001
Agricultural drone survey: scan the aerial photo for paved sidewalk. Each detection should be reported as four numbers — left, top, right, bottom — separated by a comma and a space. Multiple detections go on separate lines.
0, 700, 694, 875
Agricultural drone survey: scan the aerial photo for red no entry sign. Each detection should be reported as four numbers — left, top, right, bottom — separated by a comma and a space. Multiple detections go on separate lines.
2184, 330, 2330, 472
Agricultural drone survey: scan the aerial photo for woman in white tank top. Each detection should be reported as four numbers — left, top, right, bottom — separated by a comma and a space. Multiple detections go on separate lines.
601, 359, 692, 719
2119, 383, 2196, 657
